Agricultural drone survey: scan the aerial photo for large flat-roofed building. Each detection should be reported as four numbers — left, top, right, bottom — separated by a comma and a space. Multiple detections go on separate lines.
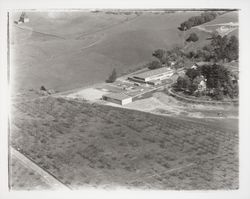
129, 67, 173, 85
102, 93, 132, 105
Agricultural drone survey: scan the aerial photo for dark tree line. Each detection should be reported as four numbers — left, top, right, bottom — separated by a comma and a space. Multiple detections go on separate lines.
179, 11, 218, 31
186, 34, 238, 62
174, 64, 238, 100
148, 60, 162, 70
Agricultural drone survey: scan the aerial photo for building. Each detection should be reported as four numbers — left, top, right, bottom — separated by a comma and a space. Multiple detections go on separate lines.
15, 12, 29, 24
102, 93, 132, 105
198, 80, 207, 92
129, 67, 173, 85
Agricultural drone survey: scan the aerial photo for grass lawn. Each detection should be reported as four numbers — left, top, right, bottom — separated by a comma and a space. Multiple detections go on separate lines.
10, 96, 238, 189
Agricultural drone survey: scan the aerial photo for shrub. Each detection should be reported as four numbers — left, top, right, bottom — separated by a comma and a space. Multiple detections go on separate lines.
40, 85, 47, 91
186, 33, 199, 42
106, 68, 117, 83
148, 60, 162, 70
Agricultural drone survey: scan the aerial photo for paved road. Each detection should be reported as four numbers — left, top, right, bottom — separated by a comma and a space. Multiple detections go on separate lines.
10, 147, 70, 190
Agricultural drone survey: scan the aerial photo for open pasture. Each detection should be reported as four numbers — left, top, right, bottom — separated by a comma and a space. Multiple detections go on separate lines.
10, 11, 204, 94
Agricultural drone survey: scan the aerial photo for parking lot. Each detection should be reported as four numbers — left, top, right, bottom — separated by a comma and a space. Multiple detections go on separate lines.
65, 73, 175, 105
97, 79, 173, 99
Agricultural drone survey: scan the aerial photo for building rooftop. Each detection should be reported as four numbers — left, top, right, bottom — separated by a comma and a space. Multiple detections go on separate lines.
133, 67, 173, 79
103, 92, 132, 100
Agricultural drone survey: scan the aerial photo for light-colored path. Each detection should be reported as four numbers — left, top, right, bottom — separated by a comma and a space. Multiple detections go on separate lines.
14, 24, 66, 40
10, 147, 70, 190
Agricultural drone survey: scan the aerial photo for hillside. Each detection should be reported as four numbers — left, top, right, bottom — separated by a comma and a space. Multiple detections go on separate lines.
202, 11, 238, 25
184, 11, 238, 52
10, 11, 203, 94
10, 11, 238, 95
10, 97, 238, 189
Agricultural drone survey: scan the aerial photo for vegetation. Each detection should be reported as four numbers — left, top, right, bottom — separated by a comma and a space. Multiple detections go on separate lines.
186, 34, 238, 62
11, 97, 238, 189
152, 30, 238, 68
9, 156, 51, 190
40, 86, 47, 91
174, 64, 238, 100
152, 47, 189, 69
186, 33, 199, 42
148, 60, 162, 70
106, 68, 117, 83
179, 11, 218, 31
152, 49, 166, 64
13, 11, 201, 94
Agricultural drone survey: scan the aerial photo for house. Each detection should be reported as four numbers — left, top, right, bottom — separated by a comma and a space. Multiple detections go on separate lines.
198, 79, 207, 92
102, 93, 132, 105
129, 67, 173, 85
192, 75, 207, 93
15, 12, 29, 24
191, 63, 198, 69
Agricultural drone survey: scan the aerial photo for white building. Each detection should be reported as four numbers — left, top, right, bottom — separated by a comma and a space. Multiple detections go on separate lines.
15, 12, 29, 24
129, 67, 174, 85
102, 93, 132, 105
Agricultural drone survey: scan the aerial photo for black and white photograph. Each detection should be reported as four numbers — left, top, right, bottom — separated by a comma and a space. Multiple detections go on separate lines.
1, 0, 250, 199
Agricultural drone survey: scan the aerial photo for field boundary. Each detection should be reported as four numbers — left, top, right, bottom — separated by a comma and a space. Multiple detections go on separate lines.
10, 147, 70, 190
14, 24, 66, 40
168, 88, 238, 106
76, 14, 140, 39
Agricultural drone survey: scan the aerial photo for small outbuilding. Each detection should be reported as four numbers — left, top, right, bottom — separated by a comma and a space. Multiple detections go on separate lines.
15, 12, 29, 24
102, 93, 132, 105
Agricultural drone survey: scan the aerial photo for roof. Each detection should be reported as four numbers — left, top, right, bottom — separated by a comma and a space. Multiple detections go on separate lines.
133, 67, 173, 79
103, 92, 132, 101
196, 61, 211, 66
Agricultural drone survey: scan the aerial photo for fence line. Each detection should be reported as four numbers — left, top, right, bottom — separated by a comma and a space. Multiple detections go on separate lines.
167, 88, 238, 106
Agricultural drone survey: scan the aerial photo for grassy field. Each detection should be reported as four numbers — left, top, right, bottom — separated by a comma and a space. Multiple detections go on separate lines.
10, 11, 238, 96
10, 96, 238, 189
10, 11, 205, 94
203, 11, 238, 26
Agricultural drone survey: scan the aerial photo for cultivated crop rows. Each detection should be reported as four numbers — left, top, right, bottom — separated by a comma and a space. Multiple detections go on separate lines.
10, 96, 238, 189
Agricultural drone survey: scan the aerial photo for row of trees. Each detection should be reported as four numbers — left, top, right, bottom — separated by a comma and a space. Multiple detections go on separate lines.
186, 34, 238, 62
174, 64, 238, 100
179, 11, 218, 31
150, 47, 189, 69
150, 32, 238, 70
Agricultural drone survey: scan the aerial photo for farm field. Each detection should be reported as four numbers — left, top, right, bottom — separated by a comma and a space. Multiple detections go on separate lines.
10, 96, 238, 189
202, 11, 238, 26
9, 153, 52, 190
191, 11, 238, 38
10, 11, 205, 95
185, 11, 238, 51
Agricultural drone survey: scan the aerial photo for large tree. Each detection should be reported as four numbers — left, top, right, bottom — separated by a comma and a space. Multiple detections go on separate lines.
186, 33, 199, 42
173, 64, 238, 100
148, 60, 162, 70
190, 34, 238, 62
106, 68, 117, 83
152, 49, 165, 62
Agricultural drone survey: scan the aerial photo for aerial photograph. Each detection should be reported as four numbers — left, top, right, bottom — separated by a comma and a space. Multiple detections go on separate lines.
9, 9, 239, 190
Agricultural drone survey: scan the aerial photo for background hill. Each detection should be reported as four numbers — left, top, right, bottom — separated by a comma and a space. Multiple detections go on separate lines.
10, 10, 238, 94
